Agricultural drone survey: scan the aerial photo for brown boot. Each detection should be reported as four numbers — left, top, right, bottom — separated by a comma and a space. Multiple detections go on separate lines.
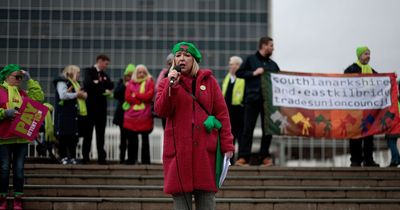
0, 194, 7, 210
261, 158, 273, 167
13, 195, 23, 210
234, 158, 249, 166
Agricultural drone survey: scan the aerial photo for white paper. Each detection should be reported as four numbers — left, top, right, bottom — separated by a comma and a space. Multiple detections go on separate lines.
219, 154, 231, 187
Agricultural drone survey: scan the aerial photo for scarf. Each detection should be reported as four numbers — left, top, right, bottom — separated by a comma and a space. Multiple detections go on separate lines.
68, 79, 87, 116
133, 77, 148, 111
3, 81, 22, 110
356, 60, 373, 74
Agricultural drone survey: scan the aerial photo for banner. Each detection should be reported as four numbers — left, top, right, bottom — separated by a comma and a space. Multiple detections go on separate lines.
261, 72, 400, 139
10, 98, 48, 141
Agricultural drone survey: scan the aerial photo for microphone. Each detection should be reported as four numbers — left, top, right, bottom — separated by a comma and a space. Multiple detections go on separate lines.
169, 66, 181, 85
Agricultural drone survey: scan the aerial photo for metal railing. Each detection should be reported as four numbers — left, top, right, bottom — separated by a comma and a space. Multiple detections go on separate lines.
28, 117, 392, 167
270, 135, 390, 167
28, 116, 164, 164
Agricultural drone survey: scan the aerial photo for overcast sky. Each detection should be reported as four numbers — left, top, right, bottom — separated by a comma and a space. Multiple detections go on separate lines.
271, 0, 400, 74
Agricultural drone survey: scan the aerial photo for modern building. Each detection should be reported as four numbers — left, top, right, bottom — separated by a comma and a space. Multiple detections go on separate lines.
0, 0, 269, 109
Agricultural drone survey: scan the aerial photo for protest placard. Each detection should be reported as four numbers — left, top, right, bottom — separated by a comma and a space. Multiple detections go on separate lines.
10, 98, 48, 141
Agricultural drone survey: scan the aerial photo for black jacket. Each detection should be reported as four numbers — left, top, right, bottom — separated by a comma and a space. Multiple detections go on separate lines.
113, 79, 125, 126
344, 63, 377, 74
83, 66, 114, 116
53, 77, 79, 137
236, 51, 280, 103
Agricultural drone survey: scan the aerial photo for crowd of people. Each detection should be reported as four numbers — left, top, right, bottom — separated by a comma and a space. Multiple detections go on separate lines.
1, 37, 400, 209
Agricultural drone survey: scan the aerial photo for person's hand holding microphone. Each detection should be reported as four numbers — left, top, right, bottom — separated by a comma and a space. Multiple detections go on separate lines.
168, 66, 181, 87
167, 66, 181, 96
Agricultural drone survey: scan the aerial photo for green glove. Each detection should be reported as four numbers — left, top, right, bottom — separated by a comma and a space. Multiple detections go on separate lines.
122, 101, 131, 111
203, 115, 222, 133
102, 91, 114, 99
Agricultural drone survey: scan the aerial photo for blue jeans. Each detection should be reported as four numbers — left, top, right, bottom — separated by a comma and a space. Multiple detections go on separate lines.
0, 143, 28, 194
387, 137, 400, 164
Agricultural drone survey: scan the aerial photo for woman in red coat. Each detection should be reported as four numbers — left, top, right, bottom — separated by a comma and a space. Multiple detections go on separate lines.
123, 64, 154, 164
155, 42, 234, 210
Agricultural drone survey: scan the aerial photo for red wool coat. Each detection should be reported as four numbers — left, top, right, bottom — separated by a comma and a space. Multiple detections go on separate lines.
155, 69, 234, 194
123, 78, 155, 132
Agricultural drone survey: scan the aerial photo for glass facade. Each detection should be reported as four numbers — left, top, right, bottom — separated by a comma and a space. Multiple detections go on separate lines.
0, 0, 269, 110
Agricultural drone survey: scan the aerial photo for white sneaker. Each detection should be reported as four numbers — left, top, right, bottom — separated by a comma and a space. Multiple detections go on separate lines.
61, 157, 69, 165
69, 158, 77, 165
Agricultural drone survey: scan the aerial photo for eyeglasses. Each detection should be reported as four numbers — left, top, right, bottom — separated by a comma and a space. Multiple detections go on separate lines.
11, 75, 24, 80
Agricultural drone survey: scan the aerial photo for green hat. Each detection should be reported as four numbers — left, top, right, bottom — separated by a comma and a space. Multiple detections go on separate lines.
0, 64, 22, 82
172, 42, 202, 63
124, 64, 136, 76
356, 46, 370, 58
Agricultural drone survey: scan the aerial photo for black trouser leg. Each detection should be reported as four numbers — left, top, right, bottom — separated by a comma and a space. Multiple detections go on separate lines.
259, 105, 272, 159
95, 116, 107, 163
119, 126, 128, 162
239, 102, 261, 162
229, 105, 244, 163
127, 131, 139, 164
260, 135, 272, 160
349, 139, 363, 164
58, 135, 68, 159
67, 135, 79, 159
82, 119, 95, 161
141, 133, 151, 164
363, 136, 374, 163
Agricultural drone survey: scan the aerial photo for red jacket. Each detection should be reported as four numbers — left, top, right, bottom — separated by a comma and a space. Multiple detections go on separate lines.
123, 78, 154, 132
155, 69, 234, 194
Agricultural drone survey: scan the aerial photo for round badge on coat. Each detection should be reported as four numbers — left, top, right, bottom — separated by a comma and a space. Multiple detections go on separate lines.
200, 85, 206, 91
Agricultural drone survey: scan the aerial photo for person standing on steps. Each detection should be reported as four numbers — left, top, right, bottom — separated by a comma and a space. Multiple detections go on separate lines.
123, 64, 154, 165
113, 64, 136, 164
0, 64, 44, 210
82, 54, 114, 164
344, 46, 379, 167
235, 37, 280, 167
155, 42, 234, 210
221, 56, 245, 164
54, 65, 88, 165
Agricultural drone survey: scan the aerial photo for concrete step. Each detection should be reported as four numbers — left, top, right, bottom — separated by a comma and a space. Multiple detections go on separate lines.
22, 173, 400, 187
5, 197, 400, 210
20, 184, 400, 199
24, 174, 164, 186
18, 164, 400, 210
25, 164, 400, 177
24, 164, 164, 175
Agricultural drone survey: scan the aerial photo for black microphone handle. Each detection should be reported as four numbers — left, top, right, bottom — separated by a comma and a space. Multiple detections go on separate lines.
170, 77, 176, 85
169, 66, 181, 85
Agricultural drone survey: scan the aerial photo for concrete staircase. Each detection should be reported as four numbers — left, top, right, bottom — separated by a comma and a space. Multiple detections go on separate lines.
7, 164, 400, 210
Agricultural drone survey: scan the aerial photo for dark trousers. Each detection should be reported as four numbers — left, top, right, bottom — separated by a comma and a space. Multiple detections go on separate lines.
228, 105, 244, 162
82, 115, 107, 162
239, 101, 272, 162
119, 126, 129, 162
349, 136, 374, 164
126, 130, 151, 164
387, 136, 400, 164
58, 135, 78, 159
0, 144, 27, 194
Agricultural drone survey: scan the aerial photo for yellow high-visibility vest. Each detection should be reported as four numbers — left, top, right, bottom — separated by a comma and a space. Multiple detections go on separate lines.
221, 73, 245, 106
